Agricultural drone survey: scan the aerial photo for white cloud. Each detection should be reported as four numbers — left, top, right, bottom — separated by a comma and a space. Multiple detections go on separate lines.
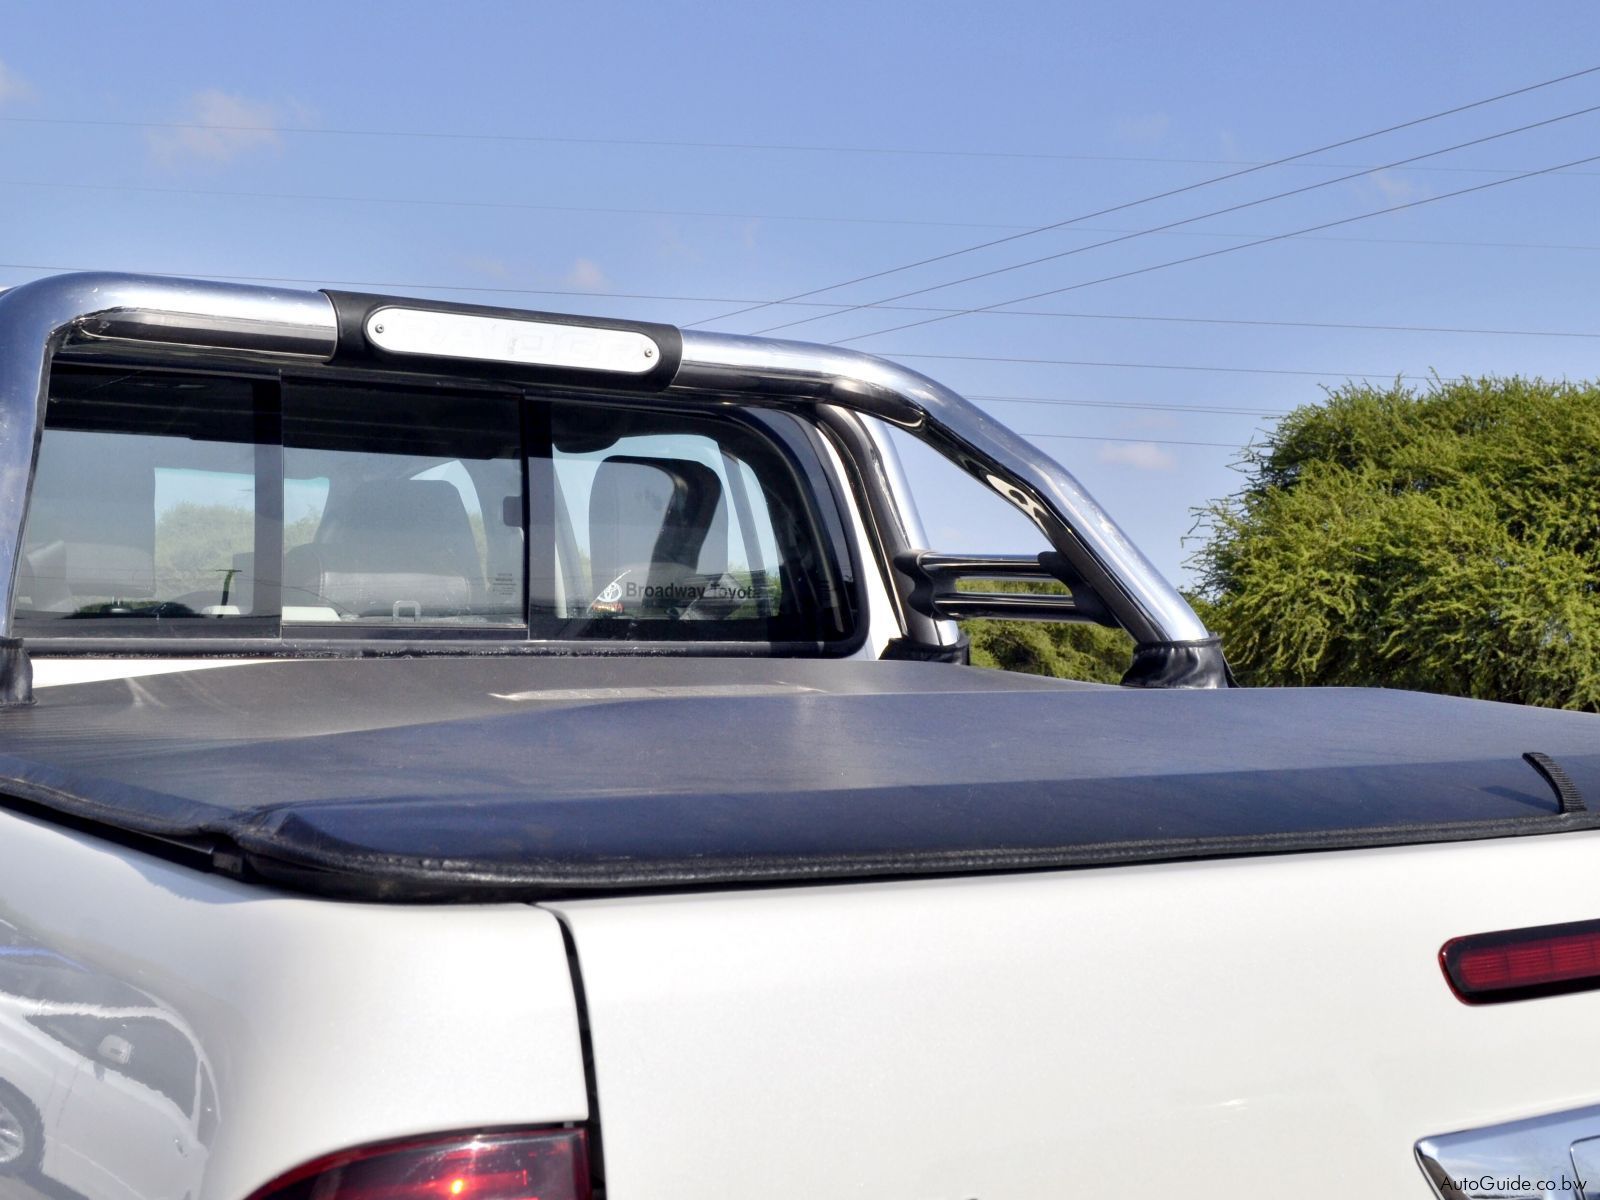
1097, 441, 1176, 471
1371, 169, 1424, 202
653, 222, 701, 264
148, 90, 282, 166
1115, 112, 1170, 144
0, 59, 33, 106
461, 255, 512, 280
1130, 412, 1178, 430
564, 257, 610, 291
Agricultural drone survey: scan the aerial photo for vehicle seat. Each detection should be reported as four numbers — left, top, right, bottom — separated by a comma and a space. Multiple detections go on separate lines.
588, 456, 726, 611
284, 479, 482, 618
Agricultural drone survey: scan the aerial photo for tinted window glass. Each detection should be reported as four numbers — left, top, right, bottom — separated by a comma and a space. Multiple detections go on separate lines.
21, 369, 855, 646
533, 404, 851, 642
19, 372, 263, 622
282, 383, 523, 626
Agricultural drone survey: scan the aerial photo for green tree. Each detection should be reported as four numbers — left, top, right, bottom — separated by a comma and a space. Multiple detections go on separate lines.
962, 579, 1133, 683
1192, 376, 1600, 709
154, 502, 253, 599
155, 503, 321, 601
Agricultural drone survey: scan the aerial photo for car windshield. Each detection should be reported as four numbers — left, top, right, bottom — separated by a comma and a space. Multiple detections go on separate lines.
17, 366, 856, 646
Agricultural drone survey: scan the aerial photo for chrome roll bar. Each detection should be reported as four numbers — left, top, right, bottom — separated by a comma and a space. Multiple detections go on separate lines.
671, 330, 1212, 649
0, 271, 1218, 702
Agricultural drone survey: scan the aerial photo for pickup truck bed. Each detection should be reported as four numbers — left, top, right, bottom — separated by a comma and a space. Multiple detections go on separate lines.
2, 273, 1599, 1200
4, 658, 1598, 899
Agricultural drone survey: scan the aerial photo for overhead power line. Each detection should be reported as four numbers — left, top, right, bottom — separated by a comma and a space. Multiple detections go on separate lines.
975, 394, 1288, 416
835, 149, 1600, 345
7, 178, 1600, 259
888, 352, 1433, 379
686, 63, 1600, 328
756, 102, 1600, 335
961, 308, 1600, 339
6, 100, 1600, 173
1024, 432, 1246, 448
0, 261, 1592, 346
0, 177, 1034, 233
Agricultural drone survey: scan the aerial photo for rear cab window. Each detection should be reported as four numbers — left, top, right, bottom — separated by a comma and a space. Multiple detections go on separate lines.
18, 365, 860, 651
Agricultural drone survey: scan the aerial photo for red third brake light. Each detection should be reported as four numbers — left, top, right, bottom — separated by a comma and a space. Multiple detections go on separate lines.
244, 1129, 591, 1200
1442, 918, 1600, 1004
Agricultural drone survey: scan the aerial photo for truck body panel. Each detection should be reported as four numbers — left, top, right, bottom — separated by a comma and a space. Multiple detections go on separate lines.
0, 812, 589, 1200
551, 835, 1600, 1199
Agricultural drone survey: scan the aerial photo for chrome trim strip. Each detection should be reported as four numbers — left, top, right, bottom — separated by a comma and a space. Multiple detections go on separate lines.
858, 414, 928, 554
1417, 1103, 1600, 1198
72, 307, 336, 359
673, 330, 1209, 645
847, 412, 960, 648
0, 273, 337, 639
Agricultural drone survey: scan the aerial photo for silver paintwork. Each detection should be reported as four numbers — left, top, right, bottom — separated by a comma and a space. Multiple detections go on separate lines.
0, 271, 1208, 648
1418, 1105, 1600, 1199
0, 812, 589, 1200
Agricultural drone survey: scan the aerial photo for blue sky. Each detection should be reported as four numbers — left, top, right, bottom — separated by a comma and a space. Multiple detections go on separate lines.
3, 2, 1598, 584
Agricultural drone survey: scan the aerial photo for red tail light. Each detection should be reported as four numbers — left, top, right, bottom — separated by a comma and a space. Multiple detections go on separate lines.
244, 1129, 590, 1200
1442, 918, 1600, 1004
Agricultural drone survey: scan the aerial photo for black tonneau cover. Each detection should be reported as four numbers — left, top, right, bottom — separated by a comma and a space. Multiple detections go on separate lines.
3, 657, 1599, 900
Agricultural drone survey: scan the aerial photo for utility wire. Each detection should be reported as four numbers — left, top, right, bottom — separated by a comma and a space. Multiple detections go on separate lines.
758, 102, 1600, 335
962, 308, 1600, 339
685, 63, 1600, 327
1024, 432, 1247, 448
887, 352, 1435, 379
7, 178, 1600, 258
835, 149, 1600, 345
7, 103, 1599, 172
975, 394, 1288, 416
0, 259, 1591, 346
0, 177, 1023, 232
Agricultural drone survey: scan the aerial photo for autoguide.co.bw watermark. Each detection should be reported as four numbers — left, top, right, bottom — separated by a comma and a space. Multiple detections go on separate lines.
1447, 1175, 1588, 1195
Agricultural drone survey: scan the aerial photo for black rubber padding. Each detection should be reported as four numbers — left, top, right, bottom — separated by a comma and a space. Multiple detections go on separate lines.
1121, 636, 1231, 689
0, 638, 34, 708
1524, 751, 1587, 814
323, 291, 683, 391
879, 635, 971, 664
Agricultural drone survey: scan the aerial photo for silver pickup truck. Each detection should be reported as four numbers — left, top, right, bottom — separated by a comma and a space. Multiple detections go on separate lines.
1, 272, 1598, 1200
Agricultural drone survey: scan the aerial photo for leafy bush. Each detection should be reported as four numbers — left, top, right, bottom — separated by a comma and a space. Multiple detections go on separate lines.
961, 578, 1132, 683
1192, 376, 1600, 708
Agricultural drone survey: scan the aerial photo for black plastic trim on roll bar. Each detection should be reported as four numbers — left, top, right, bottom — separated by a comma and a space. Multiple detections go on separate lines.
896, 551, 1115, 626
323, 290, 684, 391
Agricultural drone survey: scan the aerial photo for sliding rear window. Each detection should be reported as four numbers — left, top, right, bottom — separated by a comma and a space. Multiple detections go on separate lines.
17, 366, 857, 648
17, 371, 272, 631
